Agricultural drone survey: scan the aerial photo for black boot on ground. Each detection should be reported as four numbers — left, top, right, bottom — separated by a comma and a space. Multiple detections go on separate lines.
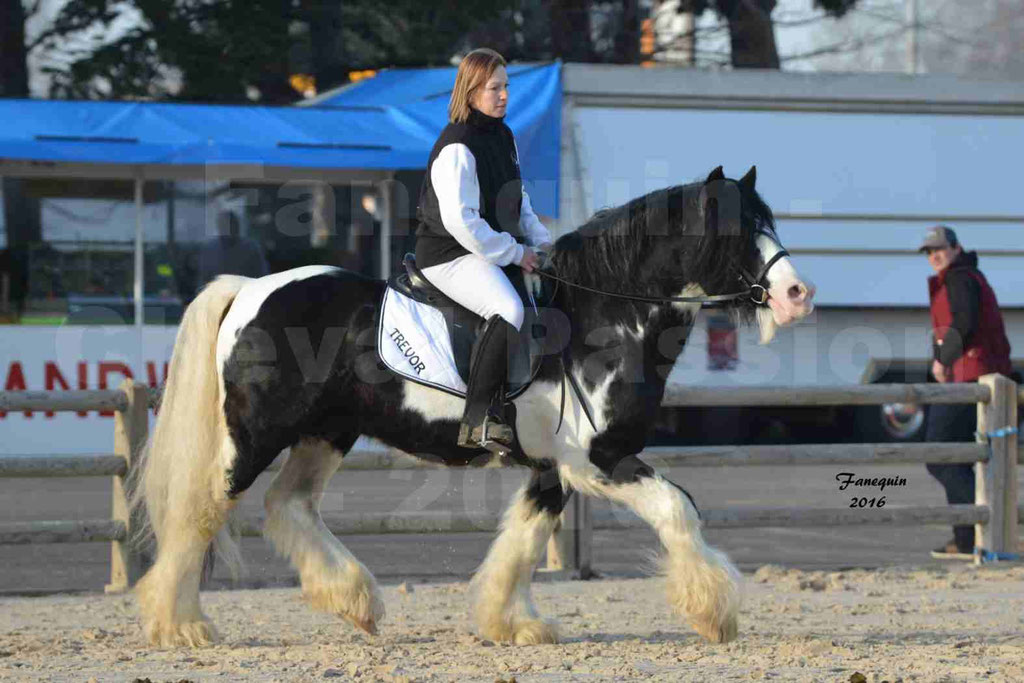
457, 315, 515, 454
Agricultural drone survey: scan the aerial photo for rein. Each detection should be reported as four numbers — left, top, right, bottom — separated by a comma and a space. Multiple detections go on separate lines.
534, 236, 790, 307
537, 229, 789, 437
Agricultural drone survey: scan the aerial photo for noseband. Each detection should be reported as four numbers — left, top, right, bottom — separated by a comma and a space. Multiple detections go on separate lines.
737, 229, 790, 305
536, 228, 790, 307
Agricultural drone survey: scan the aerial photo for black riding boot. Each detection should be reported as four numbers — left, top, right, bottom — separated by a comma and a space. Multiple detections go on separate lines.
457, 315, 515, 454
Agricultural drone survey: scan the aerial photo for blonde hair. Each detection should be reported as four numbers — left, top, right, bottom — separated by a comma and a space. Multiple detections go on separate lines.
448, 48, 507, 124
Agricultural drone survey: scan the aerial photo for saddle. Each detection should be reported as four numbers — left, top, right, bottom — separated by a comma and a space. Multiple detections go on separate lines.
378, 253, 556, 398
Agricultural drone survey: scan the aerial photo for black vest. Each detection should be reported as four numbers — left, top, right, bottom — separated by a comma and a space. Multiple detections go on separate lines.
415, 108, 524, 268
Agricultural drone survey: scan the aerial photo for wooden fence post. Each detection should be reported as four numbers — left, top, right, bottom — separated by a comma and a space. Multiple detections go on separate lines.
574, 495, 593, 579
994, 374, 1018, 552
974, 373, 1016, 559
105, 378, 148, 593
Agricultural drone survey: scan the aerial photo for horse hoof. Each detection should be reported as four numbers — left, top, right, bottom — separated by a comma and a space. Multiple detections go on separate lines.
347, 615, 378, 635
512, 619, 560, 645
145, 619, 218, 648
301, 567, 386, 636
692, 616, 738, 644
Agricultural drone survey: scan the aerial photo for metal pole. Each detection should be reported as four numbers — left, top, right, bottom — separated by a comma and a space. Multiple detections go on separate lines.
134, 172, 144, 330
378, 178, 393, 280
906, 0, 918, 74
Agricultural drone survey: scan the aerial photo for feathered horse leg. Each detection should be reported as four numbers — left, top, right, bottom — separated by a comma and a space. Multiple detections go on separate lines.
562, 457, 741, 643
263, 438, 385, 635
470, 467, 567, 645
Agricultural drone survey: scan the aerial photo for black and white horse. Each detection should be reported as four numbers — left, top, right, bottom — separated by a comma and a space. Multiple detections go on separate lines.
133, 166, 814, 647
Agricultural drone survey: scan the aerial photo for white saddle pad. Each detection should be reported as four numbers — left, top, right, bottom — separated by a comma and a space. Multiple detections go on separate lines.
377, 286, 468, 395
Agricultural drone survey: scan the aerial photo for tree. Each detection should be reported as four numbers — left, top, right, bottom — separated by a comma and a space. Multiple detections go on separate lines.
304, 0, 347, 94
1, 0, 30, 96
549, 0, 595, 61
1, 0, 41, 319
36, 0, 519, 103
35, 0, 297, 102
476, 0, 862, 69
787, 0, 1023, 78
675, 0, 856, 68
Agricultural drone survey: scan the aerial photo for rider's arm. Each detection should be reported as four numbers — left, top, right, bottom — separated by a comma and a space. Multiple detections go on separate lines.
432, 143, 525, 266
519, 188, 552, 248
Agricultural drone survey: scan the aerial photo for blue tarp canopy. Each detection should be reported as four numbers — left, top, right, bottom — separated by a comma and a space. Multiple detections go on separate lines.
311, 62, 561, 216
0, 99, 427, 172
0, 62, 562, 216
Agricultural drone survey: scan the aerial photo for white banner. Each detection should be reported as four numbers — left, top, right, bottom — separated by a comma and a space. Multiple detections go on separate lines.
1, 326, 177, 454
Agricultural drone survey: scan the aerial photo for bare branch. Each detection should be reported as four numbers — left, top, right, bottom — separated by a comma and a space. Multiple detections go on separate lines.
27, 9, 122, 53
780, 26, 907, 62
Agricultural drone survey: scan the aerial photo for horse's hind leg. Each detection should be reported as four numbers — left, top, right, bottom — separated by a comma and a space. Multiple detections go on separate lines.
562, 455, 741, 643
263, 437, 385, 634
136, 434, 238, 647
471, 467, 566, 645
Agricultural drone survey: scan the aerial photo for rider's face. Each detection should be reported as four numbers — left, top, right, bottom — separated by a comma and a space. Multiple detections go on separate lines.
471, 66, 508, 118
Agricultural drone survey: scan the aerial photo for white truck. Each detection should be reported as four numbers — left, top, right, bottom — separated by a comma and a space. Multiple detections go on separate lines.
554, 64, 1024, 444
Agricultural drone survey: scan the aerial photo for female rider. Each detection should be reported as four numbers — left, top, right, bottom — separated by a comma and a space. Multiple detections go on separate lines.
415, 48, 552, 451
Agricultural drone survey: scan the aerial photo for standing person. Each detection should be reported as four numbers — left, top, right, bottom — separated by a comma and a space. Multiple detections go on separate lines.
920, 225, 1013, 559
196, 211, 270, 291
414, 48, 552, 451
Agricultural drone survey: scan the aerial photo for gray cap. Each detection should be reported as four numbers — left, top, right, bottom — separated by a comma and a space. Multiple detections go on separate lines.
918, 225, 958, 252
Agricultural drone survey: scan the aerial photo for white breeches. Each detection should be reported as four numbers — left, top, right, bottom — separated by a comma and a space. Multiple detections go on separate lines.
420, 253, 525, 330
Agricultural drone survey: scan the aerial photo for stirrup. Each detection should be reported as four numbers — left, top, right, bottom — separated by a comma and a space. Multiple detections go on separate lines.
458, 415, 513, 456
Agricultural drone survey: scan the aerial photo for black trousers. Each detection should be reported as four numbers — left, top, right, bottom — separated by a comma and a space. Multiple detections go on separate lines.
924, 402, 977, 551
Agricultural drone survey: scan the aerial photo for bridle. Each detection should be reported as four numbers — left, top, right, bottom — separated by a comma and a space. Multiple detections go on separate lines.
736, 228, 791, 306
534, 228, 790, 307
544, 227, 789, 438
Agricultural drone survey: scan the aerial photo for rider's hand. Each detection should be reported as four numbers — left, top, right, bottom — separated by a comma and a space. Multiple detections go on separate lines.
931, 359, 948, 383
520, 247, 540, 273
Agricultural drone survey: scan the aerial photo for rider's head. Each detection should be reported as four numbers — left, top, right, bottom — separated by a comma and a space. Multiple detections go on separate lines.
449, 48, 507, 124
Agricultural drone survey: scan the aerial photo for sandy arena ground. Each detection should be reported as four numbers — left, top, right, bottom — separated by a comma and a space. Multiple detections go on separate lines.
2, 563, 1023, 683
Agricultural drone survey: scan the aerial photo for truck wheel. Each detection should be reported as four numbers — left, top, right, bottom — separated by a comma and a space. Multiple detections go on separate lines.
853, 402, 928, 442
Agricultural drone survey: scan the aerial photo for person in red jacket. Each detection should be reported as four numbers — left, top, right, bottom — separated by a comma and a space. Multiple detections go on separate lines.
920, 225, 1013, 559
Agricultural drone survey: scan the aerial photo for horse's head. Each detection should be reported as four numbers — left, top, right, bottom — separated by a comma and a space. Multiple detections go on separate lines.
692, 166, 815, 343
550, 166, 814, 344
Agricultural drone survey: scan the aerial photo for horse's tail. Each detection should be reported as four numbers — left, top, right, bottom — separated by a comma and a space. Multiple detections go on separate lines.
130, 275, 249, 578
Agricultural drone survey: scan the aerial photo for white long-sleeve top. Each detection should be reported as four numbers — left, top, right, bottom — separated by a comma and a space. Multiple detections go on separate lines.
431, 143, 552, 266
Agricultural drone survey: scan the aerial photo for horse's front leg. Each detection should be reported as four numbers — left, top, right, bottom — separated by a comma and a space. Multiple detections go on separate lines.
562, 454, 741, 643
471, 467, 568, 645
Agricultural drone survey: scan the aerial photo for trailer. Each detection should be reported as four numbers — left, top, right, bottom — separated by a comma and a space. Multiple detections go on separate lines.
553, 64, 1024, 444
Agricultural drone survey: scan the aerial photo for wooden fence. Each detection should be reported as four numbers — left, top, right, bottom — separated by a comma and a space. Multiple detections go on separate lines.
0, 381, 148, 593
0, 375, 1020, 591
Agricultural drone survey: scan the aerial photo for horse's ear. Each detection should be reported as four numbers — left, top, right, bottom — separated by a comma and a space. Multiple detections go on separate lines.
705, 166, 725, 184
738, 165, 757, 191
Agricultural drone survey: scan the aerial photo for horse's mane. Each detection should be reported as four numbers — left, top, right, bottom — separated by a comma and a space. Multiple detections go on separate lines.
550, 180, 775, 316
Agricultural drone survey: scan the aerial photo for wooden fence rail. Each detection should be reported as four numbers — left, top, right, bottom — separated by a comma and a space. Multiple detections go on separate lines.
661, 382, 991, 407
0, 390, 129, 413
0, 375, 1018, 591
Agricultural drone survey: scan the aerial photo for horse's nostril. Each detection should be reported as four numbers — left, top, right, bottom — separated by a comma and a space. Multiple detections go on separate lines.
788, 284, 803, 301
